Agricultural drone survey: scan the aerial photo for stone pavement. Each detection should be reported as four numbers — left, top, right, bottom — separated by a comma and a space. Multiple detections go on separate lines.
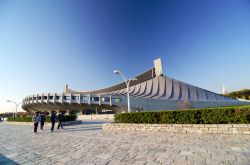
0, 122, 250, 165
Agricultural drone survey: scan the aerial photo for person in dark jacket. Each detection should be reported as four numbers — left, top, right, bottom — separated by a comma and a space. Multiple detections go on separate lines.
50, 111, 58, 132
57, 112, 64, 129
40, 112, 46, 130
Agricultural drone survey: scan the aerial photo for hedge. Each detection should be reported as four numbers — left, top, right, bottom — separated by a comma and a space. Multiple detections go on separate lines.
7, 115, 77, 122
114, 106, 250, 124
7, 116, 32, 122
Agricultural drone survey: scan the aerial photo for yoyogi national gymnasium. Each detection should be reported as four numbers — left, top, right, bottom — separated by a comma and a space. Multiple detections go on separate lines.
22, 59, 249, 114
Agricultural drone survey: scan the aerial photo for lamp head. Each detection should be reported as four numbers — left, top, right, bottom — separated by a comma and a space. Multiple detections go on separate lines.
6, 100, 11, 102
114, 70, 121, 75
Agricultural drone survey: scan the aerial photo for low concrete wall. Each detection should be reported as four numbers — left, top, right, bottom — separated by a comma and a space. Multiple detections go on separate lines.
4, 120, 82, 126
78, 114, 114, 121
102, 123, 250, 135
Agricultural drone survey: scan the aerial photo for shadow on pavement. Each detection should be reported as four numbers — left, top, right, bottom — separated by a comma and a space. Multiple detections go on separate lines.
35, 121, 110, 133
81, 121, 112, 125
0, 154, 18, 165
64, 126, 101, 130
51, 125, 103, 133
62, 127, 101, 132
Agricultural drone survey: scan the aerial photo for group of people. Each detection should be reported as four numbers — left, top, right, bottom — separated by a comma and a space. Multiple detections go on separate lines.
32, 111, 64, 133
135, 107, 144, 112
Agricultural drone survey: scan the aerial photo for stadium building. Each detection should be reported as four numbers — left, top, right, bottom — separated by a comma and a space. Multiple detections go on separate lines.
22, 59, 249, 114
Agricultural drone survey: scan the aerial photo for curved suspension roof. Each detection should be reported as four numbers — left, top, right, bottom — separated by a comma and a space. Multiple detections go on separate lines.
65, 68, 235, 102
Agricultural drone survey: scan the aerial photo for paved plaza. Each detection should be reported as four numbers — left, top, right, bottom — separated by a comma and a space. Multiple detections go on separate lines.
0, 122, 250, 165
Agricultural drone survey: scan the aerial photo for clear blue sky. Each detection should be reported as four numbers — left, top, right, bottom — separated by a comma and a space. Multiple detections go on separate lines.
0, 0, 250, 113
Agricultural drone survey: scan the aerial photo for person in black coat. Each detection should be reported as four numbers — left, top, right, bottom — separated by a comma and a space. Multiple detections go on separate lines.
50, 111, 58, 132
40, 112, 46, 130
57, 112, 64, 129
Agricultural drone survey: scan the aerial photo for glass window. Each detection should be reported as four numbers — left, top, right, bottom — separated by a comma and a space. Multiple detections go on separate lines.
72, 96, 79, 100
81, 96, 88, 101
102, 97, 110, 102
63, 96, 71, 100
56, 96, 60, 100
91, 97, 99, 101
49, 96, 53, 99
112, 98, 121, 103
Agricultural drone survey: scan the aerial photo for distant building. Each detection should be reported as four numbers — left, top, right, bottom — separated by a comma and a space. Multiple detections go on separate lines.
22, 59, 250, 114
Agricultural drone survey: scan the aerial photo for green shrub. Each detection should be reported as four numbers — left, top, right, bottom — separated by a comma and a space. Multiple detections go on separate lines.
62, 115, 77, 122
7, 117, 32, 122
114, 106, 250, 124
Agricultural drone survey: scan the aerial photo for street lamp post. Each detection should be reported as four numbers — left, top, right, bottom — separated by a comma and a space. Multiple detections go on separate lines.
114, 70, 137, 113
6, 100, 22, 117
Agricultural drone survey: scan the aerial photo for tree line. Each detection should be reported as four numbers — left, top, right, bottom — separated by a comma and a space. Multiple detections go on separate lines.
226, 89, 250, 100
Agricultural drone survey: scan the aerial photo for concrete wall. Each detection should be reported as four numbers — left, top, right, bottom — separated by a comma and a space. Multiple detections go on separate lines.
103, 123, 250, 135
78, 114, 114, 120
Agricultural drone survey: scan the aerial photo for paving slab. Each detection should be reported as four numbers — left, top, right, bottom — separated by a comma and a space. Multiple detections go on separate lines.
0, 122, 250, 165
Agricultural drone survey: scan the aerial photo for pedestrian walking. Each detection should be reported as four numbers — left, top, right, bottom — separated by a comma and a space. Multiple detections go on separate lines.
57, 112, 64, 129
50, 111, 58, 132
40, 112, 46, 130
32, 112, 41, 133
